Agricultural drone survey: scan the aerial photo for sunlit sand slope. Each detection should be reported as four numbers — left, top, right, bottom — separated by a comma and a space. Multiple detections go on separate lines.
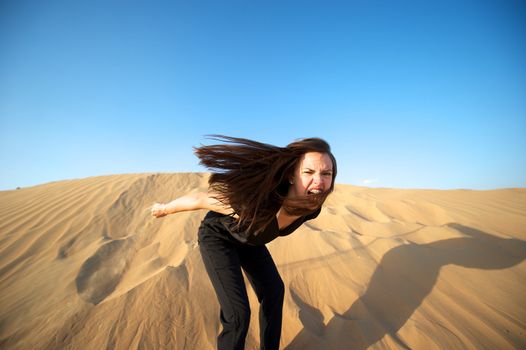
0, 173, 524, 349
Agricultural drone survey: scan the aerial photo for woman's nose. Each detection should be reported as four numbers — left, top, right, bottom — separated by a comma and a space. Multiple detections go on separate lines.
313, 174, 323, 185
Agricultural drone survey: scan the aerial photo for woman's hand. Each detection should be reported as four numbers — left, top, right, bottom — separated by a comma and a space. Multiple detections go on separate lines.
151, 203, 167, 218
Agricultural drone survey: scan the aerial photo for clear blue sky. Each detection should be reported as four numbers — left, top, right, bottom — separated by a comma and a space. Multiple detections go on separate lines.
1, 0, 525, 190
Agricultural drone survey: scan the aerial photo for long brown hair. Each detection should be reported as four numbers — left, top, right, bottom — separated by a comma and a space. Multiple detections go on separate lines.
194, 135, 337, 234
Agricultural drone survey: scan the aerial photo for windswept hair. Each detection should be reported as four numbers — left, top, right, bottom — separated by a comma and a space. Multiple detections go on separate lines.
194, 135, 337, 234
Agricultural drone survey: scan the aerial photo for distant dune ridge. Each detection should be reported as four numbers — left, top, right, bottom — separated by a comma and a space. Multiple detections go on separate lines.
0, 173, 525, 349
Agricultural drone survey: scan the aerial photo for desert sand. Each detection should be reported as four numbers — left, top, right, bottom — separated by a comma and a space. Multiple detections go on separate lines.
0, 173, 525, 349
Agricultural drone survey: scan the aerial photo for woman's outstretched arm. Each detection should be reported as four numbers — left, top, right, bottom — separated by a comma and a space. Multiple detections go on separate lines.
151, 192, 233, 218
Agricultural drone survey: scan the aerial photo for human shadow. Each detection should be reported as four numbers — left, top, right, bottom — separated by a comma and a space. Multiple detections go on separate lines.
285, 223, 526, 349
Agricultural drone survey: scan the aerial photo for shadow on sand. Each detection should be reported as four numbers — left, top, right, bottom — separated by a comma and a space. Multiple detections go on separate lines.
285, 223, 526, 349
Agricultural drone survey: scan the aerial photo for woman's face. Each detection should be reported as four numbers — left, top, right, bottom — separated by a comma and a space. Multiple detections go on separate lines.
288, 152, 334, 197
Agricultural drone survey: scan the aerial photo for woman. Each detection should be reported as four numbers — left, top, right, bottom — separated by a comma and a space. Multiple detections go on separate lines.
151, 135, 337, 350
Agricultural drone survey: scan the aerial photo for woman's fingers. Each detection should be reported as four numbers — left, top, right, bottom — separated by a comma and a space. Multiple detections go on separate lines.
151, 203, 166, 218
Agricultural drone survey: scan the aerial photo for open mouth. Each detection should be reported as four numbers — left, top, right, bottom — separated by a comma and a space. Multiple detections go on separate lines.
307, 189, 323, 195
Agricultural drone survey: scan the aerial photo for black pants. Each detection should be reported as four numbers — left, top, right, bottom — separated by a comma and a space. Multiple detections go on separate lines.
198, 216, 285, 350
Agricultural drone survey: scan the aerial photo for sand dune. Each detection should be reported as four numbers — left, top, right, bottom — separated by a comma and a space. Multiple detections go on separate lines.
0, 173, 525, 349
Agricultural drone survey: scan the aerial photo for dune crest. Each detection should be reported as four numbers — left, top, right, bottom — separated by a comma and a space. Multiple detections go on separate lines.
0, 174, 525, 349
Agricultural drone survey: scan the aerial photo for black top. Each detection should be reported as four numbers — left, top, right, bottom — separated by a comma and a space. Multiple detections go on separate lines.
202, 208, 322, 245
